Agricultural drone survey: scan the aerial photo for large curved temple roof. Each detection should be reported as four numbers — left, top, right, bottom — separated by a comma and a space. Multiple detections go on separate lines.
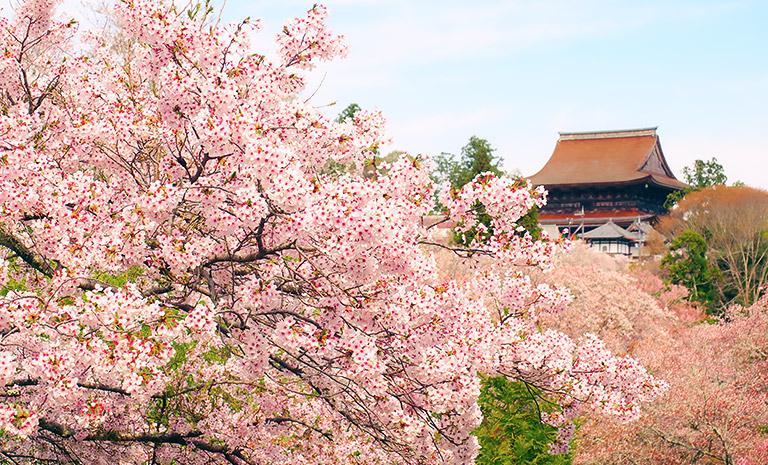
529, 127, 687, 190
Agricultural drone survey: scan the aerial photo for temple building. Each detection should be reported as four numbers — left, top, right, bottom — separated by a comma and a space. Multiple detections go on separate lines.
529, 127, 686, 242
581, 220, 641, 256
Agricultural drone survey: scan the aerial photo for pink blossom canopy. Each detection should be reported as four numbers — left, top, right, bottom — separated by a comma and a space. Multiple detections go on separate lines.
0, 1, 666, 463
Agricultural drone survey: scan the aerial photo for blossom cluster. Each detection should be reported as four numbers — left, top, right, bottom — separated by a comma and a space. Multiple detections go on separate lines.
545, 245, 768, 465
440, 174, 547, 239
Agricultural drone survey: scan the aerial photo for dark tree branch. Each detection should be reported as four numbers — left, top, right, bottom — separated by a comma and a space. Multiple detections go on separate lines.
266, 416, 333, 441
0, 225, 52, 276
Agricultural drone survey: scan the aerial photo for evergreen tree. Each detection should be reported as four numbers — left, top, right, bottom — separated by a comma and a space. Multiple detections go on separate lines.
684, 157, 728, 189
475, 377, 572, 465
661, 229, 717, 312
665, 157, 728, 209
335, 102, 361, 123
432, 136, 541, 240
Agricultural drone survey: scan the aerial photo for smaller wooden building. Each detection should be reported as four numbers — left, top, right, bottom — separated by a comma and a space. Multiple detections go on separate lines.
581, 220, 640, 256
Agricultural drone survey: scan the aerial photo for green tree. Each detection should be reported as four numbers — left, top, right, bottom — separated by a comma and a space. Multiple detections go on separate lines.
432, 136, 541, 240
665, 157, 728, 209
335, 102, 361, 123
432, 139, 559, 461
660, 229, 717, 311
683, 157, 728, 189
474, 377, 572, 465
455, 136, 503, 186
432, 136, 503, 188
660, 186, 768, 310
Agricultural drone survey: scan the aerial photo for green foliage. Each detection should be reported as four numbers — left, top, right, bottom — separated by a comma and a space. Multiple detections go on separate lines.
166, 341, 196, 371
432, 136, 503, 191
519, 206, 542, 241
202, 344, 234, 364
147, 397, 171, 429
663, 189, 688, 210
475, 377, 572, 465
91, 266, 144, 287
455, 136, 503, 187
0, 277, 26, 296
665, 157, 728, 209
432, 136, 540, 241
335, 103, 361, 123
0, 258, 28, 296
661, 230, 717, 312
683, 157, 728, 189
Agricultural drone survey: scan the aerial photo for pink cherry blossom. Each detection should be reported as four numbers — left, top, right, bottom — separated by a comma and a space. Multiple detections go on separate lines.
0, 1, 664, 463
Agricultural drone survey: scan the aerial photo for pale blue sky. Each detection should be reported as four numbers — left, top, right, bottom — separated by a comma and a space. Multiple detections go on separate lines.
219, 0, 767, 188
16, 0, 759, 186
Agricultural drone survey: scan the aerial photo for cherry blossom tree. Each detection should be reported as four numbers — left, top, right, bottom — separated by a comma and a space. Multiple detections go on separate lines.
660, 185, 768, 308
0, 1, 665, 464
575, 295, 768, 465
538, 245, 768, 465
536, 244, 697, 356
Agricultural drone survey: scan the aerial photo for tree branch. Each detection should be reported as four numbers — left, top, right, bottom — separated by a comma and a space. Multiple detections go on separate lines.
0, 224, 52, 276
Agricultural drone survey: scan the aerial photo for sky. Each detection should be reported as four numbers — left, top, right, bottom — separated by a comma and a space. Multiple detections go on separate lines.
3, 0, 764, 186
218, 0, 768, 188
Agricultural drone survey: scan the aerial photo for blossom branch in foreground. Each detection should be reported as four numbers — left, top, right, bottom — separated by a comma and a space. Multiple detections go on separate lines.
0, 1, 665, 463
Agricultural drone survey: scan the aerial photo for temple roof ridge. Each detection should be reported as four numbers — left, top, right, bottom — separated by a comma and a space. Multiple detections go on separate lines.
558, 127, 658, 141
529, 126, 687, 190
